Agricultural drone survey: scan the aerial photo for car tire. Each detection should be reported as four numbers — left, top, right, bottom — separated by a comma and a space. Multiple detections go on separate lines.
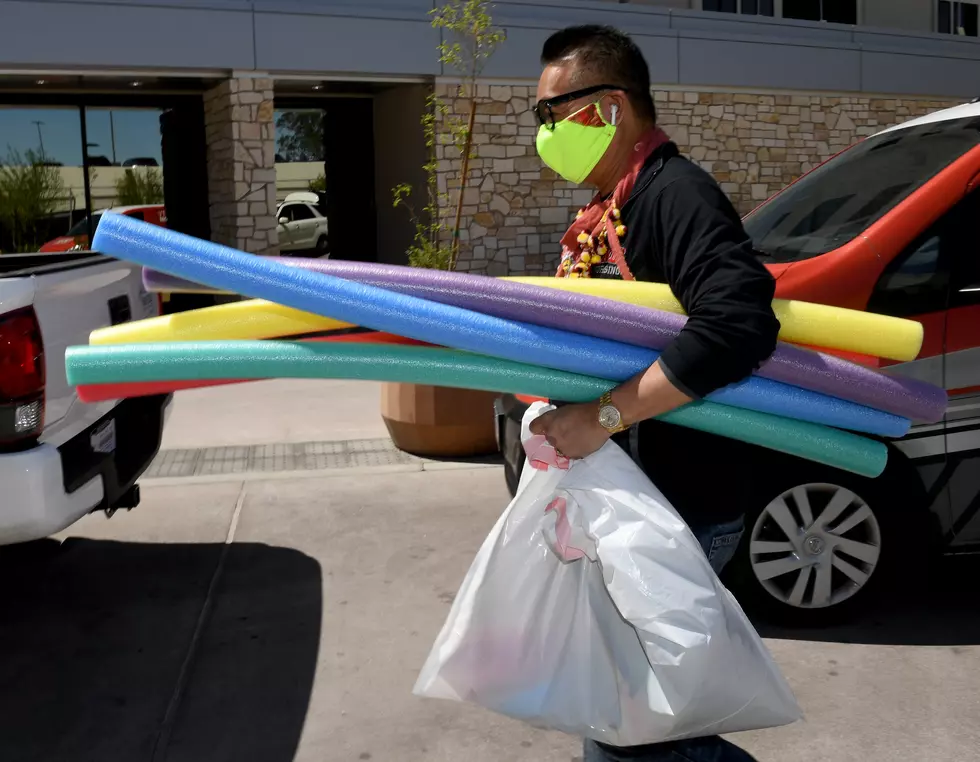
501, 411, 526, 498
723, 448, 932, 628
504, 448, 525, 497
315, 235, 329, 257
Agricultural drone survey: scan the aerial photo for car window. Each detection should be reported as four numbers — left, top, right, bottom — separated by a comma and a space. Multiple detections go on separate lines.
864, 193, 980, 318
744, 116, 980, 264
868, 235, 949, 318
949, 190, 980, 308
291, 204, 315, 221
125, 211, 145, 222
67, 213, 101, 237
278, 204, 296, 222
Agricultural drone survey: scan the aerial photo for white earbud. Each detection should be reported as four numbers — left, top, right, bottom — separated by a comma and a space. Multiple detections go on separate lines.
610, 104, 619, 126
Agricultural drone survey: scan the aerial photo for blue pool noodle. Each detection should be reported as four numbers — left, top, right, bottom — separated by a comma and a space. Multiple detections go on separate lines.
93, 214, 909, 438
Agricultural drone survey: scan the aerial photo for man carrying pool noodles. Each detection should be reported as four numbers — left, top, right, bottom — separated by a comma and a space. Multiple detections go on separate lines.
530, 26, 783, 762
85, 211, 904, 470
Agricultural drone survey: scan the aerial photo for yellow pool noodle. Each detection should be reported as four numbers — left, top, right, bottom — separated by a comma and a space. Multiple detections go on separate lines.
99, 274, 923, 364
504, 277, 923, 362
90, 299, 351, 345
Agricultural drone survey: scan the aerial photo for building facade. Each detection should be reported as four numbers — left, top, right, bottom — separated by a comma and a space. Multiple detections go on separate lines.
0, 0, 977, 273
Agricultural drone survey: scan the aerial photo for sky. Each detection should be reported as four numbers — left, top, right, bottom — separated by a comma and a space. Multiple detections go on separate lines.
0, 106, 164, 166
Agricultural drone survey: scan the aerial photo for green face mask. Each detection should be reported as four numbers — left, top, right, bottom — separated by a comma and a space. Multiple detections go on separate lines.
536, 101, 617, 185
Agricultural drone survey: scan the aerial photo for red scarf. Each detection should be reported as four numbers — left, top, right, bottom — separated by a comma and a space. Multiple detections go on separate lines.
556, 126, 671, 280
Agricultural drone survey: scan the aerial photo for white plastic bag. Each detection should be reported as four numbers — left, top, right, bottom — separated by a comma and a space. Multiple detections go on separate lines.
414, 402, 802, 747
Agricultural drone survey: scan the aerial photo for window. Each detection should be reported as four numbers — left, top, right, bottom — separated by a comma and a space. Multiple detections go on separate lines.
949, 192, 980, 307
291, 204, 315, 221
0, 106, 85, 253
0, 104, 168, 253
85, 108, 165, 209
66, 213, 101, 238
703, 0, 775, 15
868, 233, 950, 318
279, 203, 315, 222
744, 116, 980, 264
783, 0, 857, 24
938, 1, 979, 36
867, 191, 980, 317
274, 107, 326, 206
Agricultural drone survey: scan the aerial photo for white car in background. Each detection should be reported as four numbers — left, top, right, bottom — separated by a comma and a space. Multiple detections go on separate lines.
277, 192, 330, 257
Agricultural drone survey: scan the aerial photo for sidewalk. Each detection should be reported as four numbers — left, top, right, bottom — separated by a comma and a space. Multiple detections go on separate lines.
151, 379, 500, 485
160, 379, 390, 450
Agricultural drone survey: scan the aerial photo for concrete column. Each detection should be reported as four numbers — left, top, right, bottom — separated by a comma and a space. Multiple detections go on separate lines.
203, 76, 279, 255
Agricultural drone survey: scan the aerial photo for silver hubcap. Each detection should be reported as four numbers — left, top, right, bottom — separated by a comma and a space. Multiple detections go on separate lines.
749, 483, 882, 609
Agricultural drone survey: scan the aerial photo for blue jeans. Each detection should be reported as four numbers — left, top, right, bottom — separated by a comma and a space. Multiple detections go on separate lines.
583, 517, 759, 762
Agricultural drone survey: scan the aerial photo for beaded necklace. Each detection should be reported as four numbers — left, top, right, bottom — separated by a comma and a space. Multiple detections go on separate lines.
555, 126, 671, 281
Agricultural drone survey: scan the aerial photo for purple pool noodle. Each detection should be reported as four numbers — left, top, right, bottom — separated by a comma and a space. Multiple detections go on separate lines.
143, 262, 947, 423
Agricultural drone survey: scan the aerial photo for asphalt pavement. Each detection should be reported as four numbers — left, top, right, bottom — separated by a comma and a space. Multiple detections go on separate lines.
0, 380, 977, 761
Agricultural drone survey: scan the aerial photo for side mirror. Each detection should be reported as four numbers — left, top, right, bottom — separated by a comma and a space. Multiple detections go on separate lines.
278, 216, 289, 226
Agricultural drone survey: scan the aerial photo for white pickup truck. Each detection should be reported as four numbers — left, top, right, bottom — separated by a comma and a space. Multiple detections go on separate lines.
0, 251, 171, 545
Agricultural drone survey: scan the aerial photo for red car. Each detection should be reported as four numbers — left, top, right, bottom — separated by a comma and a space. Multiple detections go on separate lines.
495, 99, 980, 627
40, 205, 167, 253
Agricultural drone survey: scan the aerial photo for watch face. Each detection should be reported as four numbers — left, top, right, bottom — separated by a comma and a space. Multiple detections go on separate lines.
599, 405, 621, 429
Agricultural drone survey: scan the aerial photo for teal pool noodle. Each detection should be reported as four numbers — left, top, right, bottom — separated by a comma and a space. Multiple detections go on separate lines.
65, 341, 888, 478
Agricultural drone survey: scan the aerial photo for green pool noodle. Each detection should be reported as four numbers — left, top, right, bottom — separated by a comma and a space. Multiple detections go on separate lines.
65, 340, 888, 478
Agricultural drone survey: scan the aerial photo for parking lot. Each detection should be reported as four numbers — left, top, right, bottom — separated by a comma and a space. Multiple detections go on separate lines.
1, 380, 978, 762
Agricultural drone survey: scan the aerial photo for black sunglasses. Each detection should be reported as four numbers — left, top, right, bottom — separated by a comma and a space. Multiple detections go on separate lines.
532, 84, 628, 129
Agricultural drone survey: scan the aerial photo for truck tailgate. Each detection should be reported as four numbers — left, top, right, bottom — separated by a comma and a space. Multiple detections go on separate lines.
2, 255, 158, 448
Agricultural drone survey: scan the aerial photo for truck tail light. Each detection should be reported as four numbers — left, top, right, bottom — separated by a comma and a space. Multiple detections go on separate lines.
0, 307, 46, 450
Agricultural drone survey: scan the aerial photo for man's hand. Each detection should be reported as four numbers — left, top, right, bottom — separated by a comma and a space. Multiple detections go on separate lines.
528, 402, 611, 460
528, 362, 694, 461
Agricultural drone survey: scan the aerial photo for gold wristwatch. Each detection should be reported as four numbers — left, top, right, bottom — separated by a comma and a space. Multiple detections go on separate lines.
597, 391, 627, 434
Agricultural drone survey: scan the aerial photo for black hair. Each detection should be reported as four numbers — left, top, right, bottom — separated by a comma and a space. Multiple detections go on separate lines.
540, 24, 657, 123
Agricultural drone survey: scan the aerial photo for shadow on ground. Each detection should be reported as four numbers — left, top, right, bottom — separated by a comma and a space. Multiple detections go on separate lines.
0, 537, 322, 762
754, 554, 980, 647
423, 451, 505, 466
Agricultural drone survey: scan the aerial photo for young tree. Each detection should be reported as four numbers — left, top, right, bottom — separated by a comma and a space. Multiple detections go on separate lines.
309, 173, 326, 193
0, 147, 67, 252
115, 167, 165, 206
393, 0, 504, 270
432, 0, 505, 270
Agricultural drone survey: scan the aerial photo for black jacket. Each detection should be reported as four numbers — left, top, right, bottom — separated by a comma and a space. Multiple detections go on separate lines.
597, 141, 780, 396
583, 141, 780, 528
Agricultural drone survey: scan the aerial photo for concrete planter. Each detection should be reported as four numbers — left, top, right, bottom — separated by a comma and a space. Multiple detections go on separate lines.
380, 382, 498, 458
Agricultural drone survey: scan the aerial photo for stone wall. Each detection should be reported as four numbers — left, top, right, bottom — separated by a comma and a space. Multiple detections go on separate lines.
655, 91, 959, 213
203, 77, 279, 255
434, 83, 959, 276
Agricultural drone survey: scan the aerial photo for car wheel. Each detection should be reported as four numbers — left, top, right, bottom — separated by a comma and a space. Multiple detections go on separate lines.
315, 235, 329, 257
500, 411, 526, 497
504, 449, 525, 497
724, 453, 930, 628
